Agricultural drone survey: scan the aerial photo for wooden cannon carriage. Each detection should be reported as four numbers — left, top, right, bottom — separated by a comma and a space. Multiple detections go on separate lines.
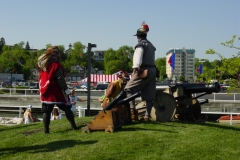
81, 82, 221, 133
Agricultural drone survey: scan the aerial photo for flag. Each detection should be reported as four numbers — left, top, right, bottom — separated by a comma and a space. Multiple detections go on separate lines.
168, 52, 175, 70
199, 64, 203, 74
197, 67, 200, 72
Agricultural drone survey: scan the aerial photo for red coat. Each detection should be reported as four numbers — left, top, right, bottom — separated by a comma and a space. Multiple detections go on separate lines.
38, 61, 69, 104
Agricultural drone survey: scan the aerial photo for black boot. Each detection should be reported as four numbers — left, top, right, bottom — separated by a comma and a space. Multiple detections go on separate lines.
43, 113, 51, 133
65, 109, 78, 130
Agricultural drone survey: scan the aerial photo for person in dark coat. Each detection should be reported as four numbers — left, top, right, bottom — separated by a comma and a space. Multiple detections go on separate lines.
124, 22, 156, 121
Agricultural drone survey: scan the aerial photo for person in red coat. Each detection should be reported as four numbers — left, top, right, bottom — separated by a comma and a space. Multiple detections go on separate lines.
38, 46, 77, 133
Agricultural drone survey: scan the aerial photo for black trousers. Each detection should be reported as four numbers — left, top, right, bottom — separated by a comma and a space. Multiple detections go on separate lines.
42, 103, 77, 133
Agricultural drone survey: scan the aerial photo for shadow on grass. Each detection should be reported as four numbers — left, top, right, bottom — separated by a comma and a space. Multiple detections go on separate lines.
0, 123, 41, 132
120, 126, 177, 133
113, 121, 178, 133
0, 139, 98, 155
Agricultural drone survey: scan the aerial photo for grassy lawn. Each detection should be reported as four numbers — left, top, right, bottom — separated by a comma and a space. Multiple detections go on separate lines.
0, 117, 240, 160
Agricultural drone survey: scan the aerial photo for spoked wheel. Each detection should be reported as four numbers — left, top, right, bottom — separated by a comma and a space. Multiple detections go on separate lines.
151, 92, 177, 122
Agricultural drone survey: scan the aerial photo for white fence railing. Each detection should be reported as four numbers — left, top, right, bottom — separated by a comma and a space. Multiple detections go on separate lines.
1, 88, 240, 101
0, 88, 105, 96
1, 105, 239, 126
0, 105, 100, 119
201, 112, 240, 125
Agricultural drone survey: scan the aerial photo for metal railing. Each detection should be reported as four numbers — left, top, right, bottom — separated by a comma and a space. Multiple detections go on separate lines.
0, 105, 100, 119
194, 92, 240, 102
0, 88, 105, 96
201, 112, 240, 125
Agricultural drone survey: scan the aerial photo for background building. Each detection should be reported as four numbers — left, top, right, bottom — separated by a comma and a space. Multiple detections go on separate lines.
166, 47, 195, 82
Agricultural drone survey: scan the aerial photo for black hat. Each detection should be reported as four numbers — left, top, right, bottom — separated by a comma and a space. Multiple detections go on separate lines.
134, 29, 147, 36
133, 22, 149, 36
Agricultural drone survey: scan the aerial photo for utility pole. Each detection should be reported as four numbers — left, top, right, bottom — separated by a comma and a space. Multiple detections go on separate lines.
86, 43, 97, 116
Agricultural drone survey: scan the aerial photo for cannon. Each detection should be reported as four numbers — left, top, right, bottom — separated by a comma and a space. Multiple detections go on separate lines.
146, 82, 221, 122
81, 82, 221, 133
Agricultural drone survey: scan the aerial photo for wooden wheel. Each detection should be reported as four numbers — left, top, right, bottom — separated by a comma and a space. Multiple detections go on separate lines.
151, 92, 177, 122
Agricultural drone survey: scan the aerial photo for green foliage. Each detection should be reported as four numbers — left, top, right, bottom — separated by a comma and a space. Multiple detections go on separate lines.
179, 75, 185, 82
104, 46, 134, 74
155, 57, 166, 81
92, 60, 104, 71
0, 37, 5, 53
2, 36, 239, 85
25, 41, 30, 50
63, 42, 86, 71
205, 35, 240, 92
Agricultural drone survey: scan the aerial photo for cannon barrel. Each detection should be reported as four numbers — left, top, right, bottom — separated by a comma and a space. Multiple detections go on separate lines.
103, 91, 126, 111
198, 99, 209, 105
117, 92, 141, 105
176, 82, 221, 94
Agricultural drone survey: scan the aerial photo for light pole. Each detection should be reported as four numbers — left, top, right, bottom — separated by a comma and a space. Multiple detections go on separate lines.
87, 43, 97, 116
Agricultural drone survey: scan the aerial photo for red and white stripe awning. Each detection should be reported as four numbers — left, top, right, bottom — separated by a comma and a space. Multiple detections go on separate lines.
81, 74, 132, 83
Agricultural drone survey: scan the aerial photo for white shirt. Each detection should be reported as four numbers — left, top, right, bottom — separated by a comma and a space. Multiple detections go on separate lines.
69, 95, 78, 112
132, 46, 143, 69
24, 113, 32, 124
51, 113, 62, 120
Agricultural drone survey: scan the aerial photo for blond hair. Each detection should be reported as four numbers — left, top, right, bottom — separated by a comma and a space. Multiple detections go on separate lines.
37, 46, 59, 71
23, 108, 31, 117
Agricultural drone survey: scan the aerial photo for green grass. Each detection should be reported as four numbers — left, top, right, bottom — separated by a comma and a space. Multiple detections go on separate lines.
0, 117, 240, 160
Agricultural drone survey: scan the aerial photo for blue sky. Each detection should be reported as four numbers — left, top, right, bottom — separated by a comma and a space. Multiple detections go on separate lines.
1, 0, 239, 61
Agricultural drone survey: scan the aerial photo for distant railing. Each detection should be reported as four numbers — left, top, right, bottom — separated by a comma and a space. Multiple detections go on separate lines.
0, 88, 39, 96
201, 112, 240, 125
1, 105, 239, 126
1, 88, 239, 102
0, 88, 105, 96
194, 92, 240, 102
0, 105, 101, 119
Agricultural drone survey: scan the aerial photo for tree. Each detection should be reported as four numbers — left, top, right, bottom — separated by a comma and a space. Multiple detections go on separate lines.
103, 46, 134, 74
179, 76, 185, 82
15, 41, 25, 49
206, 35, 240, 92
115, 45, 134, 72
0, 37, 6, 54
155, 57, 166, 81
62, 42, 86, 72
25, 41, 30, 50
104, 48, 117, 74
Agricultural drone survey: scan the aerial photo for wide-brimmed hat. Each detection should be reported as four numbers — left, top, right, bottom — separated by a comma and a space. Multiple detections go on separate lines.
133, 22, 149, 36
27, 105, 32, 110
118, 70, 130, 81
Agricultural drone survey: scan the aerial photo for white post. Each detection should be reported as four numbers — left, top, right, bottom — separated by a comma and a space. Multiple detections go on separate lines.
19, 107, 22, 118
77, 106, 85, 118
230, 114, 233, 125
